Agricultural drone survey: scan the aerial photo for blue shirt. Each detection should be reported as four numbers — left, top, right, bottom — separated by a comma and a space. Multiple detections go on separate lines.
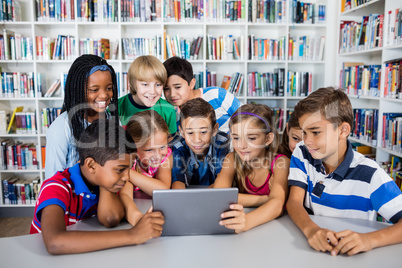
171, 131, 230, 186
288, 140, 402, 223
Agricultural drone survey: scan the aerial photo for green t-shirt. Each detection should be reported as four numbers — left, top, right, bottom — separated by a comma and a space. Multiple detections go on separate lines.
118, 94, 177, 134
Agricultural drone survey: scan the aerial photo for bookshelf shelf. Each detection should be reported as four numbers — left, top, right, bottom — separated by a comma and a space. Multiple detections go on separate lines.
0, 170, 40, 173
378, 147, 402, 158
337, 0, 402, 167
348, 136, 376, 147
0, 0, 334, 208
1, 204, 35, 208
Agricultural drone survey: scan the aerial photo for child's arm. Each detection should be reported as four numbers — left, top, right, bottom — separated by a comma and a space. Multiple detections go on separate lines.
286, 185, 338, 253
97, 187, 125, 228
119, 181, 143, 226
129, 154, 173, 195
221, 156, 290, 233
237, 194, 269, 207
212, 153, 236, 188
331, 219, 402, 256
172, 181, 186, 189
40, 205, 164, 255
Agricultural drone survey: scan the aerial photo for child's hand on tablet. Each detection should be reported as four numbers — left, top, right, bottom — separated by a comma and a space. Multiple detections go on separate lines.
219, 204, 246, 234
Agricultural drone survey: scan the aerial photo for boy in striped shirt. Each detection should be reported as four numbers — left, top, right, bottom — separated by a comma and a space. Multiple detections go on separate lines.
287, 87, 402, 256
30, 119, 164, 254
163, 57, 241, 134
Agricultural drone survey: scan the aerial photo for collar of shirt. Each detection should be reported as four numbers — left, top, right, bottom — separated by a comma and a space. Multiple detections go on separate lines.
186, 137, 215, 169
68, 163, 98, 200
331, 140, 354, 180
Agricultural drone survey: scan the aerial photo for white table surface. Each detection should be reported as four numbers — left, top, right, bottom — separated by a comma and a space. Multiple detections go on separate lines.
1, 196, 401, 268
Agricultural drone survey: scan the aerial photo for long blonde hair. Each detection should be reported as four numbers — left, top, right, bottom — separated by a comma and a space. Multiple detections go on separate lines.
229, 104, 279, 193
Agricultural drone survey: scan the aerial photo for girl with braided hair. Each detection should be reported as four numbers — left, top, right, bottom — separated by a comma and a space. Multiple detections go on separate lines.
45, 54, 119, 179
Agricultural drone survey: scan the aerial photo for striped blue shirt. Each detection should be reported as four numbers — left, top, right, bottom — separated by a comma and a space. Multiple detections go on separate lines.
289, 140, 402, 224
201, 87, 241, 133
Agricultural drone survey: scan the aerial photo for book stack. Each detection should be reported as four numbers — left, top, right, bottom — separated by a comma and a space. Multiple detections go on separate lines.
290, 1, 325, 24
339, 14, 384, 54
248, 69, 285, 97
383, 58, 402, 99
0, 0, 22, 21
288, 35, 325, 61
220, 72, 243, 96
0, 72, 36, 98
2, 177, 40, 205
122, 0, 162, 22
339, 62, 381, 97
287, 71, 312, 97
0, 140, 39, 170
79, 38, 114, 60
382, 113, 402, 152
206, 35, 243, 60
35, 0, 76, 21
122, 36, 163, 60
77, 0, 118, 22
41, 108, 62, 134
248, 35, 286, 61
352, 109, 379, 146
0, 30, 34, 60
14, 112, 37, 134
386, 8, 402, 47
248, 0, 287, 23
165, 35, 202, 60
164, 0, 203, 22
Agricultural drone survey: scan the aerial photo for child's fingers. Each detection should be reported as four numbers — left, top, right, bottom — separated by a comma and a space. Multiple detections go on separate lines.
229, 203, 244, 211
147, 206, 153, 213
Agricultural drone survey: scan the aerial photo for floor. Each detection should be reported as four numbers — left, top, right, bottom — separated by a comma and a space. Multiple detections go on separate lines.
0, 217, 32, 237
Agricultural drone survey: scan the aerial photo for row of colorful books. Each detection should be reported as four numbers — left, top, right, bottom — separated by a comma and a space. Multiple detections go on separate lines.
0, 30, 33, 60
352, 109, 378, 147
164, 0, 204, 22
36, 0, 75, 21
121, 0, 161, 22
206, 35, 243, 60
79, 38, 118, 60
41, 108, 62, 134
14, 112, 37, 135
287, 71, 312, 97
341, 0, 373, 12
248, 0, 286, 24
205, 69, 216, 87
77, 0, 119, 22
290, 1, 325, 24
386, 8, 402, 47
383, 58, 402, 99
193, 71, 205, 89
122, 37, 162, 60
248, 35, 285, 61
0, 0, 22, 21
382, 113, 402, 153
2, 177, 41, 205
220, 72, 243, 96
288, 35, 325, 61
339, 13, 384, 54
0, 140, 40, 171
164, 35, 202, 60
339, 63, 381, 97
247, 69, 285, 97
0, 72, 36, 98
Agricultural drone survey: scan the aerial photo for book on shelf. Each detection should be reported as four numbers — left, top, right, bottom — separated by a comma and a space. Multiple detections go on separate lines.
248, 69, 284, 97
0, 71, 36, 98
339, 62, 381, 97
6, 106, 23, 134
248, 35, 286, 61
0, 0, 21, 21
287, 71, 312, 97
342, 0, 375, 12
15, 112, 37, 135
36, 0, 75, 21
122, 36, 163, 60
288, 35, 325, 61
248, 0, 287, 24
352, 109, 378, 147
382, 113, 402, 153
386, 8, 402, 47
383, 58, 402, 99
221, 75, 232, 90
164, 35, 201, 60
222, 72, 243, 96
207, 34, 244, 60
0, 140, 39, 171
44, 79, 61, 97
193, 71, 204, 89
41, 107, 62, 134
2, 177, 40, 205
290, 1, 325, 24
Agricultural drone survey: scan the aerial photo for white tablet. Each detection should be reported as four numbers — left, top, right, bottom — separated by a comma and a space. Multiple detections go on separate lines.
152, 188, 238, 236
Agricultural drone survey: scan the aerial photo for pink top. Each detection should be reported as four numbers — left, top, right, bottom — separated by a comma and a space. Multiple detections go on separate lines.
244, 154, 286, 196
132, 147, 172, 191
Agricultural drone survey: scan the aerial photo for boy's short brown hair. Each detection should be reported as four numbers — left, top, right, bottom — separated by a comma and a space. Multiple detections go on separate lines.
180, 98, 216, 128
293, 87, 353, 128
128, 55, 167, 95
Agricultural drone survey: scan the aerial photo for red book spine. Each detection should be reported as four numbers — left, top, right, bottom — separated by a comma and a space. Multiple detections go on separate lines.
16, 144, 22, 169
